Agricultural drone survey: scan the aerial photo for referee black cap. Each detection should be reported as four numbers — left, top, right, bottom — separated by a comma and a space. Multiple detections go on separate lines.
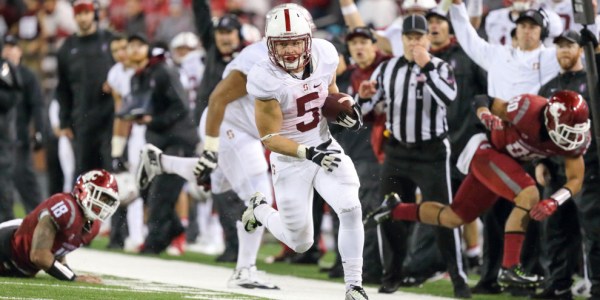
403, 14, 428, 35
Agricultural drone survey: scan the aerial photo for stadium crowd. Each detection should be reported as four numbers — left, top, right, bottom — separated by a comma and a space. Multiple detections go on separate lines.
0, 0, 599, 299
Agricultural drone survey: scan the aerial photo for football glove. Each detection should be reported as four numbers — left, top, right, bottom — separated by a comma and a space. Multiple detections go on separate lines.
529, 198, 558, 221
305, 139, 341, 172
479, 111, 503, 131
333, 103, 363, 131
194, 150, 217, 186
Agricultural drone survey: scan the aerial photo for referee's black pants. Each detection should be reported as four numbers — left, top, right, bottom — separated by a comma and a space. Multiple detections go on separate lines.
379, 138, 468, 289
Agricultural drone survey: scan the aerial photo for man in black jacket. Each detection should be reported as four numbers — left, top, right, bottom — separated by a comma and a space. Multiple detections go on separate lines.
192, 0, 243, 124
56, 0, 114, 177
2, 35, 44, 214
0, 39, 21, 222
127, 34, 199, 254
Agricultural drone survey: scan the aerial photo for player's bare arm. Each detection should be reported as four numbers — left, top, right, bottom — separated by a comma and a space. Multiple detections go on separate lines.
339, 0, 393, 54
205, 70, 248, 137
328, 74, 339, 94
562, 155, 585, 197
30, 215, 58, 270
255, 99, 301, 157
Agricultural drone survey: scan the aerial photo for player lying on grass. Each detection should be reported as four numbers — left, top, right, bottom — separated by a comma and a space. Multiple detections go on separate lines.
0, 169, 120, 283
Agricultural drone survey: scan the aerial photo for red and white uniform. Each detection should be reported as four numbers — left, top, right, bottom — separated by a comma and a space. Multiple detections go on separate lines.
451, 95, 588, 223
9, 193, 99, 276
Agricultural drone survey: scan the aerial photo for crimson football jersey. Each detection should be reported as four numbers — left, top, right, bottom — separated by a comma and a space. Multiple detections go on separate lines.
10, 193, 100, 275
490, 94, 589, 161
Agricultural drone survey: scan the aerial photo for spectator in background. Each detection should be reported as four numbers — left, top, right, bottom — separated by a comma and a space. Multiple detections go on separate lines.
154, 0, 196, 44
125, 0, 147, 38
2, 35, 44, 214
16, 0, 46, 77
534, 29, 600, 300
169, 32, 204, 111
39, 0, 77, 45
0, 37, 22, 223
57, 0, 115, 179
192, 0, 244, 124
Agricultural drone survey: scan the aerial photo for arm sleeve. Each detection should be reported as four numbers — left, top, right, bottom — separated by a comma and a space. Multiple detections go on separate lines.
193, 0, 214, 51
423, 59, 458, 106
360, 62, 386, 115
56, 44, 74, 129
450, 3, 496, 71
147, 69, 189, 131
24, 68, 45, 135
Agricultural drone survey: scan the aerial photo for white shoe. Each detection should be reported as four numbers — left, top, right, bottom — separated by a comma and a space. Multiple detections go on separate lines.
227, 266, 279, 290
136, 144, 163, 190
241, 192, 266, 233
345, 285, 368, 300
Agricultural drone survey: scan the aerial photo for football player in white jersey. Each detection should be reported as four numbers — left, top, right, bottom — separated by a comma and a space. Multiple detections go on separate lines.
243, 7, 368, 300
135, 4, 315, 291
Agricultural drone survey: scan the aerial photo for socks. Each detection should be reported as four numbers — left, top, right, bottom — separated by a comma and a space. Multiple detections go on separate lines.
161, 155, 198, 182
502, 232, 525, 268
338, 208, 364, 289
235, 221, 264, 270
392, 203, 419, 221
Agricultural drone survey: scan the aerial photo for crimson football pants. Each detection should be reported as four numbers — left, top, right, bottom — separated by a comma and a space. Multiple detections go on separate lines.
451, 142, 536, 223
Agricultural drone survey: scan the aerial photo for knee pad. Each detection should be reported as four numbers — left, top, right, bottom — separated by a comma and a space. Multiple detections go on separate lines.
338, 205, 362, 229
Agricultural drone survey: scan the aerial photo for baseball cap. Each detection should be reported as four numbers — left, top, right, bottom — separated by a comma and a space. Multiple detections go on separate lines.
128, 32, 148, 44
403, 14, 428, 35
553, 30, 581, 44
73, 0, 94, 15
215, 14, 242, 31
346, 27, 377, 43
425, 7, 449, 21
515, 9, 544, 27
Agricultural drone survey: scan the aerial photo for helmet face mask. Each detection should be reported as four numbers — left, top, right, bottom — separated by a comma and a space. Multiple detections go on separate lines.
74, 169, 120, 221
544, 91, 591, 151
265, 8, 313, 72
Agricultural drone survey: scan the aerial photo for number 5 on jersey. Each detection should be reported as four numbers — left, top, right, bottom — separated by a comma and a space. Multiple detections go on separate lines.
296, 92, 320, 132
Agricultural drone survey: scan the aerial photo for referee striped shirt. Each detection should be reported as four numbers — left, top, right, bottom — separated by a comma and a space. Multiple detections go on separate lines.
363, 56, 457, 143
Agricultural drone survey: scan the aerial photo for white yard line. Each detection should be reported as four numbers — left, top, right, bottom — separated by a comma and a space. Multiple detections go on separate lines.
69, 249, 455, 300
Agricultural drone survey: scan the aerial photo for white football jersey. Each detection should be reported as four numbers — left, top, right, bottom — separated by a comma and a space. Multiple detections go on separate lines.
178, 50, 205, 109
220, 41, 269, 139
107, 62, 135, 98
247, 39, 339, 147
485, 6, 563, 46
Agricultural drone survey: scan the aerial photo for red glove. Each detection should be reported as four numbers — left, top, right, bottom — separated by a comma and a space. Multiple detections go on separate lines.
529, 198, 558, 221
479, 112, 504, 131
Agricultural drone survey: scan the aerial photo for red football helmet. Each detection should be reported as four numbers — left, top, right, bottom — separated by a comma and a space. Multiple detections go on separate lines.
73, 169, 120, 221
544, 90, 590, 151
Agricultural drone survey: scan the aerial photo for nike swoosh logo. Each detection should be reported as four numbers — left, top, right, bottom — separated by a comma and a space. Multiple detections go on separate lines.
314, 83, 322, 88
554, 288, 570, 295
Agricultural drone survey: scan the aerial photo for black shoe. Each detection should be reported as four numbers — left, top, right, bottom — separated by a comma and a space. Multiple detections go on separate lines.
216, 251, 238, 263
471, 281, 503, 294
290, 247, 321, 264
498, 264, 543, 288
363, 193, 402, 228
531, 285, 573, 299
378, 281, 400, 294
453, 281, 472, 298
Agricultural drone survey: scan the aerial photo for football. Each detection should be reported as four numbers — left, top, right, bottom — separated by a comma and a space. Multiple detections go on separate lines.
322, 92, 355, 122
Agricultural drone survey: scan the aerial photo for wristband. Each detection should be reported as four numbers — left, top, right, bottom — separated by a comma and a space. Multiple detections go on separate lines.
550, 187, 572, 205
203, 135, 220, 152
297, 145, 308, 159
111, 136, 127, 157
341, 3, 358, 15
46, 259, 76, 281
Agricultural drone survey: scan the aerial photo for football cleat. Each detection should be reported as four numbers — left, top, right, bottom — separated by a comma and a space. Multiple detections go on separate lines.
227, 266, 279, 290
363, 192, 402, 227
345, 285, 369, 300
498, 264, 543, 288
531, 285, 573, 300
136, 144, 163, 190
242, 192, 266, 233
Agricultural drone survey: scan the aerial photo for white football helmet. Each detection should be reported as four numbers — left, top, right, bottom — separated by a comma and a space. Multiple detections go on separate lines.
265, 7, 312, 71
266, 3, 316, 32
402, 0, 437, 11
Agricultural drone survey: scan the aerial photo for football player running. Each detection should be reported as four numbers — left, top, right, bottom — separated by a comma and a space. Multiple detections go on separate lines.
136, 4, 319, 291
244, 7, 367, 300
366, 91, 589, 290
0, 169, 120, 283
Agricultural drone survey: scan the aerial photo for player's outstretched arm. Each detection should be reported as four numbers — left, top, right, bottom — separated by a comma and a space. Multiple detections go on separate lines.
206, 70, 249, 137
339, 0, 393, 54
30, 215, 77, 281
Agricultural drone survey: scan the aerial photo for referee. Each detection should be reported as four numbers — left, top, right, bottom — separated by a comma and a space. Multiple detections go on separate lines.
358, 14, 470, 298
